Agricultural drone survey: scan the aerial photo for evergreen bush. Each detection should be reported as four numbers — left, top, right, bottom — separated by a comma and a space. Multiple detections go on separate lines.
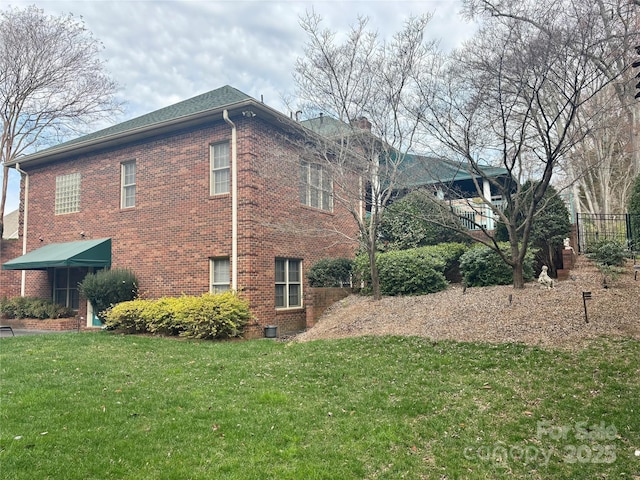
0, 297, 75, 319
379, 190, 470, 250
377, 250, 448, 296
78, 269, 138, 322
306, 258, 353, 287
495, 182, 570, 274
588, 240, 626, 267
354, 243, 467, 295
459, 243, 535, 287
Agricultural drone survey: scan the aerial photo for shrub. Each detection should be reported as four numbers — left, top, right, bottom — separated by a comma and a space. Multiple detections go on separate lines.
459, 243, 535, 287
379, 190, 470, 250
0, 296, 75, 319
588, 240, 625, 267
354, 243, 467, 296
377, 250, 448, 296
307, 258, 354, 287
103, 292, 252, 339
78, 269, 138, 322
416, 242, 468, 282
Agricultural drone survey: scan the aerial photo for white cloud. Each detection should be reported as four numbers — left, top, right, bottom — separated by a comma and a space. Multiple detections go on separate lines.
2, 0, 474, 215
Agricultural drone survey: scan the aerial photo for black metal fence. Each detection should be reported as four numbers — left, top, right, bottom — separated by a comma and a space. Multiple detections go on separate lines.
576, 213, 640, 253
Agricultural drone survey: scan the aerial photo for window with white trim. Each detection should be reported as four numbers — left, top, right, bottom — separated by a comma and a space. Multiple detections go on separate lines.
210, 257, 230, 293
121, 160, 136, 208
275, 258, 302, 309
299, 160, 332, 211
210, 142, 230, 195
55, 173, 81, 214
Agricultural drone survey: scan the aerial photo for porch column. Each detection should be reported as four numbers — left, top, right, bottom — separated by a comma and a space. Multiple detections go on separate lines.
483, 179, 494, 230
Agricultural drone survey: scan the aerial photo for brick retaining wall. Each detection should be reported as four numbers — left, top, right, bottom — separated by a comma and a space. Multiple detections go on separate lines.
0, 317, 80, 331
305, 287, 352, 329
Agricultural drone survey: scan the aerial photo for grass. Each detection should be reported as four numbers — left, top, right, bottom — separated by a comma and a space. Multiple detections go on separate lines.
0, 333, 639, 479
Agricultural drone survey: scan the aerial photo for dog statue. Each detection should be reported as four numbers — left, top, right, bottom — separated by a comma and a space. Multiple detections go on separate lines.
538, 265, 554, 289
563, 238, 575, 255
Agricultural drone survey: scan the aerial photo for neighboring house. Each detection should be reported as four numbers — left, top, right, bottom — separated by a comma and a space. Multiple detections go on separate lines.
1, 85, 359, 334
302, 114, 511, 232
394, 154, 511, 231
2, 209, 19, 239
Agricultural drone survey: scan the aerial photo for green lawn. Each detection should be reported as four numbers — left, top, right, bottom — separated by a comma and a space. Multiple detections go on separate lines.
0, 333, 638, 479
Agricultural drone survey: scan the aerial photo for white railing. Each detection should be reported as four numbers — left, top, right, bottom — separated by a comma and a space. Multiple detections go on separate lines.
451, 198, 503, 231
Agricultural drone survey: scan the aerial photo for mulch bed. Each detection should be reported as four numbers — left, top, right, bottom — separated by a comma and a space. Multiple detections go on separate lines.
295, 255, 640, 349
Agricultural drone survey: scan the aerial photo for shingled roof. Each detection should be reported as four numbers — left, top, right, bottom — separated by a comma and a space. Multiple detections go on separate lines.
302, 114, 510, 187
48, 85, 251, 150
395, 154, 510, 188
9, 85, 255, 166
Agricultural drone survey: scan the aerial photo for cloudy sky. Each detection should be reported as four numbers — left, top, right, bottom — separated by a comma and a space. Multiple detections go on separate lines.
3, 0, 477, 214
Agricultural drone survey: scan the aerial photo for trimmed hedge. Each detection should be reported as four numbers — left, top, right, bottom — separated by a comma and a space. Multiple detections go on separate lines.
307, 258, 353, 287
103, 292, 252, 339
416, 242, 468, 282
377, 251, 448, 296
459, 243, 535, 287
355, 243, 468, 296
0, 296, 75, 319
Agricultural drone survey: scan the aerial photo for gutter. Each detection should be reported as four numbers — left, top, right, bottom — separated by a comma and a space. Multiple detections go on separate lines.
223, 110, 238, 291
7, 98, 296, 169
13, 163, 28, 296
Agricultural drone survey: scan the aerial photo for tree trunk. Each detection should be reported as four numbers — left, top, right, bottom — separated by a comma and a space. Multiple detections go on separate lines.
547, 244, 556, 275
512, 261, 525, 289
368, 243, 381, 300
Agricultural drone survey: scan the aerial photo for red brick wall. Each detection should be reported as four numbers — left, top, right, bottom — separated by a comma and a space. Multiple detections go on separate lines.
0, 318, 80, 331
18, 114, 359, 334
305, 287, 352, 329
234, 122, 358, 333
0, 239, 22, 297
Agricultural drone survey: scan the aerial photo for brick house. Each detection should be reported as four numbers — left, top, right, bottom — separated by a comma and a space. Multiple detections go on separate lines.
1, 85, 359, 335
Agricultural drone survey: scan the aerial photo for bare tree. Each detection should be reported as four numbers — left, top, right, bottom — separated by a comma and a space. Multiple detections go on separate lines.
293, 11, 438, 299
465, 0, 640, 214
1, 5, 121, 238
419, 0, 629, 288
559, 83, 636, 215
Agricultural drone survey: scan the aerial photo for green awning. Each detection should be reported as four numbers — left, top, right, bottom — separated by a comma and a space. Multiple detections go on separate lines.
2, 238, 111, 270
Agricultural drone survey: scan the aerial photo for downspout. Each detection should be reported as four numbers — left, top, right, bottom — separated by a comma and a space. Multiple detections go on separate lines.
223, 110, 238, 291
14, 163, 28, 296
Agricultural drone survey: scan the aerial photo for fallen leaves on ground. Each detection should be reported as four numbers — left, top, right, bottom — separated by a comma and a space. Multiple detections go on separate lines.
295, 256, 640, 349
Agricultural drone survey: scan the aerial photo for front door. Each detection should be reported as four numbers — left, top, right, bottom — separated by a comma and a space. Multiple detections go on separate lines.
86, 301, 102, 327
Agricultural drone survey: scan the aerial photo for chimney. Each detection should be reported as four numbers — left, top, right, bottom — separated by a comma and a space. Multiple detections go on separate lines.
351, 117, 371, 131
